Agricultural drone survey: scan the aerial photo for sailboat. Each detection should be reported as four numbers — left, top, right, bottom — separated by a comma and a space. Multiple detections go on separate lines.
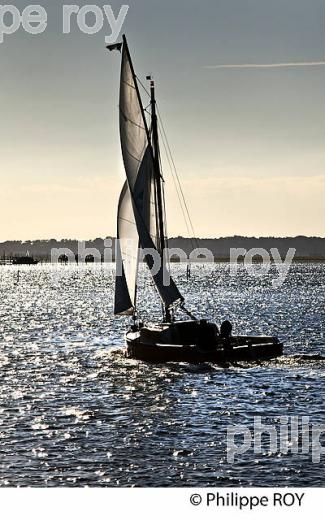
107, 36, 283, 363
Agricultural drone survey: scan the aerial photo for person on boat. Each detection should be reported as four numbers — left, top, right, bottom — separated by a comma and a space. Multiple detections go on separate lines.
197, 320, 219, 351
220, 320, 233, 350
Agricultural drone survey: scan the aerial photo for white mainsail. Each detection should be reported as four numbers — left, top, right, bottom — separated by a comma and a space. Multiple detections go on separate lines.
114, 37, 183, 316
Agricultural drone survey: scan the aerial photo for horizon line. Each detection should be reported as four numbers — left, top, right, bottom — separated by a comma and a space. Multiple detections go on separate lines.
1, 235, 325, 243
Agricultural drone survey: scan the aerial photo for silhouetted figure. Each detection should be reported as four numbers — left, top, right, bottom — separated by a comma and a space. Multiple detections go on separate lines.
220, 320, 233, 350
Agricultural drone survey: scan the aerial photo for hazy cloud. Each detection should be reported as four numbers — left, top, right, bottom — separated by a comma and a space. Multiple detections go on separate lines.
205, 61, 325, 69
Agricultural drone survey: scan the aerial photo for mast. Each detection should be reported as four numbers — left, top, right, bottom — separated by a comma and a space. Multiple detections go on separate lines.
149, 78, 171, 322
149, 79, 166, 253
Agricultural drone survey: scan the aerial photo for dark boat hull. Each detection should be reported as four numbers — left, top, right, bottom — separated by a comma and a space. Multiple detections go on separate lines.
126, 335, 283, 364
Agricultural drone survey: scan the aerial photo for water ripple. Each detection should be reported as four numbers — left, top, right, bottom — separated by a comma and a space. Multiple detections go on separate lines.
0, 263, 324, 486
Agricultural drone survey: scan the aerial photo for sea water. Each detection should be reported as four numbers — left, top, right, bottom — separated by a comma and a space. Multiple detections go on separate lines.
0, 263, 324, 487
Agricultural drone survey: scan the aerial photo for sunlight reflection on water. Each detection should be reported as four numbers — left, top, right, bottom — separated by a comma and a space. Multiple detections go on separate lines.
0, 263, 324, 486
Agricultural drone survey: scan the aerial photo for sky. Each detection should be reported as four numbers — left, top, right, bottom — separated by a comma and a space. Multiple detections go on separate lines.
1, 0, 325, 240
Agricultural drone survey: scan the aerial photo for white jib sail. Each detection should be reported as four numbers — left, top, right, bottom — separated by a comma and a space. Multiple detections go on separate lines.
114, 181, 139, 315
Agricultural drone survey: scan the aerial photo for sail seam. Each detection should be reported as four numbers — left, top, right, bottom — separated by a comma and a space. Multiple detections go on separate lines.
119, 108, 146, 131
118, 217, 137, 226
121, 79, 136, 90
123, 149, 146, 165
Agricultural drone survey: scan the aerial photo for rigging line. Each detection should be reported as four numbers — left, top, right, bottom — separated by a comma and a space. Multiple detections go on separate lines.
158, 154, 172, 272
158, 141, 197, 268
150, 107, 188, 231
157, 120, 197, 256
162, 187, 171, 273
158, 124, 193, 241
138, 73, 199, 254
156, 105, 200, 251
154, 122, 171, 269
129, 79, 176, 308
148, 122, 161, 253
156, 139, 193, 257
157, 109, 198, 246
136, 75, 151, 97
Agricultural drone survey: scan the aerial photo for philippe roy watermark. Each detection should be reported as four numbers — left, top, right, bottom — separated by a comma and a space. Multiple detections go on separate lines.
50, 240, 296, 288
0, 4, 129, 44
227, 416, 325, 463
230, 247, 296, 288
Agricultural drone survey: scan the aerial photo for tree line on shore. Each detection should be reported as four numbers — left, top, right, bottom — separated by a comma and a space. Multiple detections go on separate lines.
1, 236, 325, 262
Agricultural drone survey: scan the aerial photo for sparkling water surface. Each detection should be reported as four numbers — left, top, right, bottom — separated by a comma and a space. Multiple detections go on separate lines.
0, 263, 324, 487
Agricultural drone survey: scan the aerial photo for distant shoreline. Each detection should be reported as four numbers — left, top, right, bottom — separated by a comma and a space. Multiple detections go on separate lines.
1, 258, 325, 265
1, 236, 325, 263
